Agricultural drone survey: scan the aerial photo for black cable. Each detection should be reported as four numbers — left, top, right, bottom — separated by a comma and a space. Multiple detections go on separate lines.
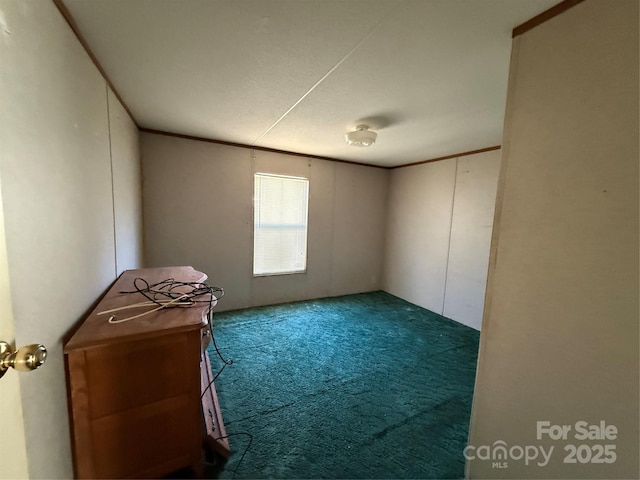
120, 277, 244, 476
212, 432, 253, 479
201, 361, 229, 401
208, 309, 233, 366
202, 305, 233, 400
120, 277, 233, 392
120, 277, 224, 308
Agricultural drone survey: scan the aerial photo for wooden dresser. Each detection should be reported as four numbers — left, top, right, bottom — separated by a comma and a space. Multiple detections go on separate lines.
64, 266, 229, 479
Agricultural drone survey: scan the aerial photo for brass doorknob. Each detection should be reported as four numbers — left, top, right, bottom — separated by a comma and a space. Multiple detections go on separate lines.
0, 341, 47, 379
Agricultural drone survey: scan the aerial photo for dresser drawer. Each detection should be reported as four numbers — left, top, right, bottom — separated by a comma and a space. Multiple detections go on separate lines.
84, 332, 199, 418
90, 394, 199, 478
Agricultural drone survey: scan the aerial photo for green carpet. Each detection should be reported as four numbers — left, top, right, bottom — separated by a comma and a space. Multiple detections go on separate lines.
206, 291, 480, 479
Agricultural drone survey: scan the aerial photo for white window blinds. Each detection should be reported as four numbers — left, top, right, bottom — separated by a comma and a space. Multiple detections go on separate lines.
253, 173, 309, 276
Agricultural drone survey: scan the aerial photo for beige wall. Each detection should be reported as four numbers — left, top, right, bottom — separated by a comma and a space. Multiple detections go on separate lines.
468, 1, 639, 478
0, 170, 28, 479
0, 2, 143, 477
444, 151, 501, 329
384, 158, 457, 313
141, 132, 388, 311
109, 89, 143, 274
383, 150, 500, 329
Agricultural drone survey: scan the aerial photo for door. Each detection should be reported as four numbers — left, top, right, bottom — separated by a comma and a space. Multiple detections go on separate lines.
0, 172, 29, 479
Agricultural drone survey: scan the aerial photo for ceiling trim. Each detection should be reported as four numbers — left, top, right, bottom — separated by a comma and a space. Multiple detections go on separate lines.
139, 128, 391, 170
512, 0, 585, 37
52, 0, 138, 125
141, 128, 501, 171
392, 146, 502, 169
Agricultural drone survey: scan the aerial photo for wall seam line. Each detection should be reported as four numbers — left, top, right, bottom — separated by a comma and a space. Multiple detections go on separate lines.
441, 157, 458, 316
106, 86, 118, 278
329, 164, 337, 295
249, 149, 256, 307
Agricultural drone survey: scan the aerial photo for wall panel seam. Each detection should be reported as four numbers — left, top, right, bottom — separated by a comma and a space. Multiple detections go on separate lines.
106, 86, 118, 278
441, 157, 459, 315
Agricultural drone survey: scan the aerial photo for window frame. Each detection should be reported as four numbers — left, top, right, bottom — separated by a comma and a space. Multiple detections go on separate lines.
252, 172, 310, 277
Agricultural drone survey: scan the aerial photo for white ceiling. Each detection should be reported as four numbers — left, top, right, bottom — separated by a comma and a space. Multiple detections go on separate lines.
62, 0, 558, 167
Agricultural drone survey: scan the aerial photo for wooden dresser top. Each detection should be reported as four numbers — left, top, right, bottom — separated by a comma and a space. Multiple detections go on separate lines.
65, 266, 212, 352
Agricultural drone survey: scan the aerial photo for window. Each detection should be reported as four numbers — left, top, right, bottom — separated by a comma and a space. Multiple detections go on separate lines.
253, 173, 309, 276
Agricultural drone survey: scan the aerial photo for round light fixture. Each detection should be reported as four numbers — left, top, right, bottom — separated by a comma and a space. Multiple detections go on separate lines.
345, 124, 377, 147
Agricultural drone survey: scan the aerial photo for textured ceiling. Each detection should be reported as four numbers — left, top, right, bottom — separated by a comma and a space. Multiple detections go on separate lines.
62, 0, 558, 167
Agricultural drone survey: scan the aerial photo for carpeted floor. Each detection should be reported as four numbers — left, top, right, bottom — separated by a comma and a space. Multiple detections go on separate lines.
206, 291, 480, 479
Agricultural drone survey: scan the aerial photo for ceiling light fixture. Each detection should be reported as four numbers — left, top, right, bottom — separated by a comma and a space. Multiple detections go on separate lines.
345, 124, 377, 147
